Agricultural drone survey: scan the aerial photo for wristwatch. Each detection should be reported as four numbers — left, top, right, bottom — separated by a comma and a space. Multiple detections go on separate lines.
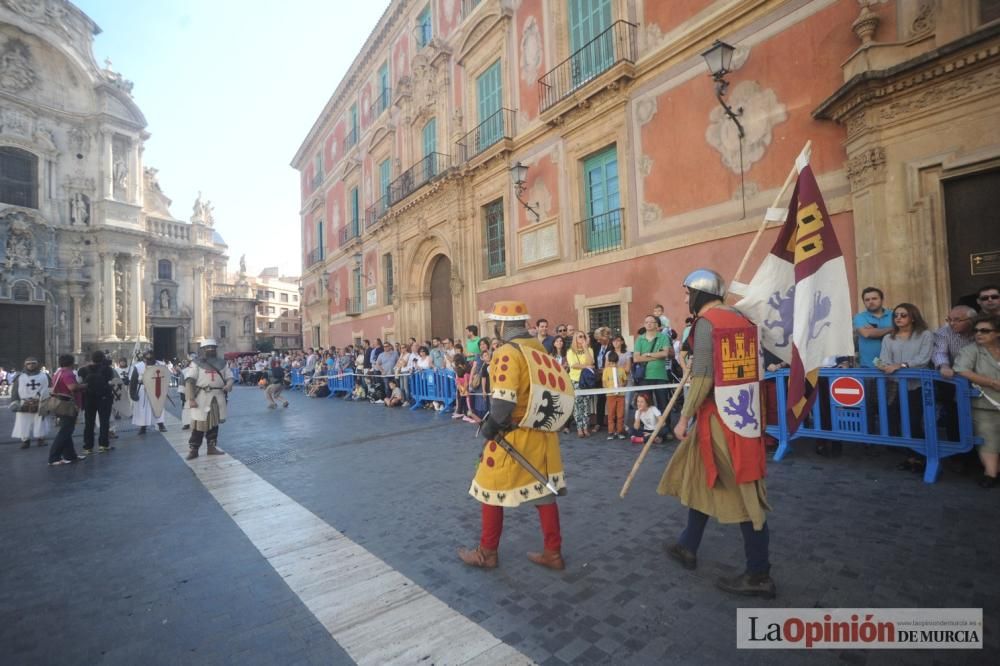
901, 362, 909, 368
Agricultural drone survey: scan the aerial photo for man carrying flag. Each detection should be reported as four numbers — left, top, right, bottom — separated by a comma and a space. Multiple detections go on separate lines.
733, 148, 854, 434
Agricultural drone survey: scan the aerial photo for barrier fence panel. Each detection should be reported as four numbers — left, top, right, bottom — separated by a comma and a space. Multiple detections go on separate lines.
766, 367, 982, 483
408, 369, 457, 412
326, 370, 356, 398
289, 369, 304, 391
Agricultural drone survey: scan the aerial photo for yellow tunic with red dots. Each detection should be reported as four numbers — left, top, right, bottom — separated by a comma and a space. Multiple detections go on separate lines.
469, 337, 566, 507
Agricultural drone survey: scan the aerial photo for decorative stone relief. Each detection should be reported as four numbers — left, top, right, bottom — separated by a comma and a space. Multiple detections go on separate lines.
68, 126, 91, 156
846, 146, 887, 191
69, 192, 90, 225
637, 22, 665, 57
852, 1, 880, 45
879, 68, 1000, 123
112, 137, 129, 201
641, 202, 662, 227
2, 0, 91, 60
635, 97, 658, 126
333, 277, 341, 304
449, 268, 463, 296
529, 179, 553, 218
1, 210, 41, 270
519, 16, 542, 85
411, 55, 438, 117
0, 37, 35, 92
910, 1, 936, 38
114, 256, 125, 337
732, 181, 760, 201
638, 155, 653, 178
34, 125, 57, 153
0, 106, 32, 138
705, 81, 787, 175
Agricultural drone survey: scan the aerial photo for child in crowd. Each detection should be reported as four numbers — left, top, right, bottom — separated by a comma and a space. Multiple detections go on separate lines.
602, 350, 628, 440
451, 354, 479, 423
629, 392, 662, 445
385, 378, 404, 407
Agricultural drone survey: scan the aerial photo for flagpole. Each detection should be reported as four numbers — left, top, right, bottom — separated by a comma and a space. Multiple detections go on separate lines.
731, 140, 811, 286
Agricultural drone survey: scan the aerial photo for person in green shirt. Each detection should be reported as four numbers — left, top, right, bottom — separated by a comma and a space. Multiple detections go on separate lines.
464, 324, 481, 357
633, 314, 674, 413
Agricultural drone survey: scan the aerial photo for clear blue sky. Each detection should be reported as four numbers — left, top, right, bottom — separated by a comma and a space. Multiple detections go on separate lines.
75, 0, 390, 278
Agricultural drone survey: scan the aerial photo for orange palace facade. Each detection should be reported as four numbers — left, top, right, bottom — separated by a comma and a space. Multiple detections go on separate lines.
292, 0, 1000, 348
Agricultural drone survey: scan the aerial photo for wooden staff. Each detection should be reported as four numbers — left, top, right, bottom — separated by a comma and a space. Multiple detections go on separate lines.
619, 365, 691, 498
730, 140, 812, 286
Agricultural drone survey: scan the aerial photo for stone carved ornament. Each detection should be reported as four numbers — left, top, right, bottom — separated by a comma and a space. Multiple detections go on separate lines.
520, 16, 542, 85
705, 80, 787, 175
69, 192, 90, 225
2, 210, 42, 270
0, 37, 35, 92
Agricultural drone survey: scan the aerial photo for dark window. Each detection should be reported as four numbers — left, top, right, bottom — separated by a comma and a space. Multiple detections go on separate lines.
268, 306, 275, 314
280, 293, 289, 302
983, 0, 1000, 23
383, 253, 394, 305
268, 321, 275, 330
12, 281, 31, 301
219, 325, 228, 339
588, 305, 621, 335
281, 323, 289, 332
158, 259, 172, 280
0, 147, 38, 208
293, 294, 299, 302
484, 199, 505, 278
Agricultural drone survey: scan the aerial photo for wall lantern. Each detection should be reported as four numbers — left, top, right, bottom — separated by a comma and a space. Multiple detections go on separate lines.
509, 161, 540, 223
701, 39, 747, 217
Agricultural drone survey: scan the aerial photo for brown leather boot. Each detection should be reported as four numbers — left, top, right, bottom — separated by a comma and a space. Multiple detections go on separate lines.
527, 549, 565, 570
206, 442, 226, 456
457, 546, 498, 568
185, 446, 199, 460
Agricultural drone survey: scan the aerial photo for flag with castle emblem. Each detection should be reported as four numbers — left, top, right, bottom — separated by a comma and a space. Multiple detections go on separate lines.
734, 148, 853, 434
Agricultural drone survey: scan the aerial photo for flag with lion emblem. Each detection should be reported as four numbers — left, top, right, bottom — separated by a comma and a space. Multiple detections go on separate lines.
733, 150, 853, 434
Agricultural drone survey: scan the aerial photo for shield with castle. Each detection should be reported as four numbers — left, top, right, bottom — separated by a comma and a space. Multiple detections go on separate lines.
712, 324, 762, 438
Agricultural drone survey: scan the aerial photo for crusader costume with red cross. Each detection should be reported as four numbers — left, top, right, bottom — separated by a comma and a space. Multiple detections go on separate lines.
458, 300, 575, 571
185, 339, 234, 459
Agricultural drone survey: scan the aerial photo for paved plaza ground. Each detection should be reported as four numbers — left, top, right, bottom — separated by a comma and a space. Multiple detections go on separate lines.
1, 386, 996, 665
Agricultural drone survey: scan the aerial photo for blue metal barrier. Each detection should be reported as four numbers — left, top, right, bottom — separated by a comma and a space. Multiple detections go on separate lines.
408, 369, 457, 411
469, 391, 490, 418
766, 367, 983, 483
289, 369, 304, 391
230, 368, 240, 383
327, 369, 356, 398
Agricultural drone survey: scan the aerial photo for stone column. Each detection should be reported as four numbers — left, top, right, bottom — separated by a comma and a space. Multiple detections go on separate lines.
102, 132, 113, 200
101, 252, 117, 340
193, 266, 203, 342
71, 293, 82, 354
131, 140, 141, 204
204, 270, 214, 339
129, 254, 142, 339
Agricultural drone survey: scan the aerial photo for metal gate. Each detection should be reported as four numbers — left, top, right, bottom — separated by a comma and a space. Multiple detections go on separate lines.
0, 303, 45, 369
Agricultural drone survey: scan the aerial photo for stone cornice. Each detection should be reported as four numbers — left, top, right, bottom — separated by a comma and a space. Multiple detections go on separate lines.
290, 0, 406, 168
814, 21, 1000, 123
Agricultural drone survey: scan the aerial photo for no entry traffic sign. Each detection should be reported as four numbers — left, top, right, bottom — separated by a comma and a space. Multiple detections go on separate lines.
830, 376, 865, 407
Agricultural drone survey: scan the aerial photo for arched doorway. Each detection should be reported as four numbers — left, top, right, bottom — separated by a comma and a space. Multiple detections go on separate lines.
429, 254, 453, 340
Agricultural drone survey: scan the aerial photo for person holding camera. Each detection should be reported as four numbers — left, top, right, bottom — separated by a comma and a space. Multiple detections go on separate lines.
78, 350, 116, 454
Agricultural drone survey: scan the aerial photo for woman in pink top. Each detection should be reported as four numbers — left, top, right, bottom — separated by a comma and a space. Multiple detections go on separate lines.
49, 354, 86, 465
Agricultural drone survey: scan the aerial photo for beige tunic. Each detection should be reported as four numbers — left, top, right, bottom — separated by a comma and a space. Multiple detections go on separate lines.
656, 308, 770, 529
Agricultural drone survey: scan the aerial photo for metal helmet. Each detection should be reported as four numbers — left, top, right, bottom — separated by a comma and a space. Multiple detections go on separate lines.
682, 269, 726, 298
199, 338, 218, 349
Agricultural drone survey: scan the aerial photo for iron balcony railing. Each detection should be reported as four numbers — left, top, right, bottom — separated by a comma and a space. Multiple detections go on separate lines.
306, 247, 325, 267
343, 126, 359, 152
365, 196, 390, 231
574, 208, 624, 257
456, 108, 516, 164
345, 297, 363, 316
339, 221, 361, 247
368, 87, 391, 123
538, 20, 637, 112
388, 152, 449, 205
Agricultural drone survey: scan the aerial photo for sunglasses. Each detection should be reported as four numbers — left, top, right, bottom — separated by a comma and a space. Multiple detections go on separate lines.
556, 329, 565, 333
979, 294, 1000, 301
893, 313, 909, 319
974, 328, 996, 334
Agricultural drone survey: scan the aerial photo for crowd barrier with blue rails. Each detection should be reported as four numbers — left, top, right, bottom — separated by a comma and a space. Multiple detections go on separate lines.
766, 367, 983, 483
326, 369, 356, 397
289, 369, 305, 391
230, 368, 240, 383
408, 369, 458, 411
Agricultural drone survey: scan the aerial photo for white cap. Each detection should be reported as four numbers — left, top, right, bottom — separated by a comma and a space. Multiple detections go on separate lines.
199, 338, 218, 348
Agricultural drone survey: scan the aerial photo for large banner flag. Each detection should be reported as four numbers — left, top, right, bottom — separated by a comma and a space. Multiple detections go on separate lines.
733, 151, 853, 433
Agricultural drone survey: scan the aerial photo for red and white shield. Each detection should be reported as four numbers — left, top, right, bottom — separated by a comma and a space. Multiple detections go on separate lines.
142, 365, 168, 418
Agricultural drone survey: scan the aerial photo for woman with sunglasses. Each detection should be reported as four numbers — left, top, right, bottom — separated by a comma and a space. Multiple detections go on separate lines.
954, 313, 1000, 488
567, 331, 595, 438
877, 302, 933, 472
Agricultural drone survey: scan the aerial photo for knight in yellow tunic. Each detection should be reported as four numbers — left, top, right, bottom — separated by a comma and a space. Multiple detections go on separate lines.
458, 301, 573, 571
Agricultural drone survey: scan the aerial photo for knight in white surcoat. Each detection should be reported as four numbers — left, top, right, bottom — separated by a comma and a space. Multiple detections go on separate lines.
10, 357, 51, 447
130, 350, 167, 432
185, 339, 233, 459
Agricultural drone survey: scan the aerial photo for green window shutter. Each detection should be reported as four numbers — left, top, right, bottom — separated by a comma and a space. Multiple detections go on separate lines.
476, 60, 502, 152
378, 62, 390, 111
317, 220, 324, 257
350, 187, 359, 234
484, 200, 506, 278
582, 145, 622, 253
379, 159, 391, 200
423, 118, 437, 179
568, 0, 613, 85
417, 6, 432, 47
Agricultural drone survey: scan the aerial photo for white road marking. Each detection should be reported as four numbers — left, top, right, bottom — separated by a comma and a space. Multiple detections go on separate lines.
160, 415, 532, 665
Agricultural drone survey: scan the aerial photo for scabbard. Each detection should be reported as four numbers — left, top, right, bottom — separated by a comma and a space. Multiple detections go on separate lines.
491, 433, 565, 497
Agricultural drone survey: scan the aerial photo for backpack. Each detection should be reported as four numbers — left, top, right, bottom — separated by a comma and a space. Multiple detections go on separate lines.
578, 367, 598, 390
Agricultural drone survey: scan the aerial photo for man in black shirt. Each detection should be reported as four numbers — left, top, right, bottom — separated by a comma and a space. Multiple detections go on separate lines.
78, 351, 116, 453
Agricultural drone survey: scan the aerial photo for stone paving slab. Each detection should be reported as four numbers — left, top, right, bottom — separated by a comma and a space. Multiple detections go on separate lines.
2, 387, 997, 665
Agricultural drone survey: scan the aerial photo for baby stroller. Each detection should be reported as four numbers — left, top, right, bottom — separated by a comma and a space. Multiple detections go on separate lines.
367, 378, 386, 403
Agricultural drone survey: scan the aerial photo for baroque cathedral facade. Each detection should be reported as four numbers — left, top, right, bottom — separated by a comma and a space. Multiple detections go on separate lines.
0, 0, 255, 368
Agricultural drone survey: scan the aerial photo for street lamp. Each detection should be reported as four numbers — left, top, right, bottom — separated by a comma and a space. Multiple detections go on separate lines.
352, 251, 363, 266
509, 161, 540, 222
701, 39, 746, 218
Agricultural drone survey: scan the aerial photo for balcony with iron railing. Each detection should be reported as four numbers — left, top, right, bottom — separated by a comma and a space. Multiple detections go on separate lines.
388, 152, 449, 206
365, 196, 389, 231
339, 221, 361, 248
305, 247, 325, 268
345, 296, 363, 316
368, 87, 391, 124
343, 125, 359, 153
574, 208, 624, 258
456, 108, 516, 164
538, 20, 637, 113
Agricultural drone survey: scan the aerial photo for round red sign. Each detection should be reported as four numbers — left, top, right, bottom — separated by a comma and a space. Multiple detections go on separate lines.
830, 376, 865, 407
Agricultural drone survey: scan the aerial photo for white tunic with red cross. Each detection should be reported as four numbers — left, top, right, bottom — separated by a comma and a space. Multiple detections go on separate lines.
188, 360, 230, 424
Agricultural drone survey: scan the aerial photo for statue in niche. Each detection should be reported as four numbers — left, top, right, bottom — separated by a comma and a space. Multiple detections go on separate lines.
159, 289, 171, 311
113, 157, 128, 199
239, 254, 247, 275
69, 192, 90, 225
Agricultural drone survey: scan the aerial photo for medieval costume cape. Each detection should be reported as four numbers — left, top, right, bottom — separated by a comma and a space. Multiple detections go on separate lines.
130, 361, 165, 427
469, 337, 567, 507
11, 370, 50, 440
186, 358, 230, 432
658, 305, 770, 530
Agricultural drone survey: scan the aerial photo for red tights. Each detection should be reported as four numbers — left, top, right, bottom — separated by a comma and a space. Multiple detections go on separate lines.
480, 502, 562, 551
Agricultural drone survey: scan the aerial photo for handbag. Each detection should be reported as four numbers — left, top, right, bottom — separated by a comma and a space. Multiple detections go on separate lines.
43, 394, 79, 419
633, 335, 662, 383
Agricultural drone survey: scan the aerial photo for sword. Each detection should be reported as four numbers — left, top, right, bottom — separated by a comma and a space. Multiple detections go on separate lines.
478, 415, 565, 497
